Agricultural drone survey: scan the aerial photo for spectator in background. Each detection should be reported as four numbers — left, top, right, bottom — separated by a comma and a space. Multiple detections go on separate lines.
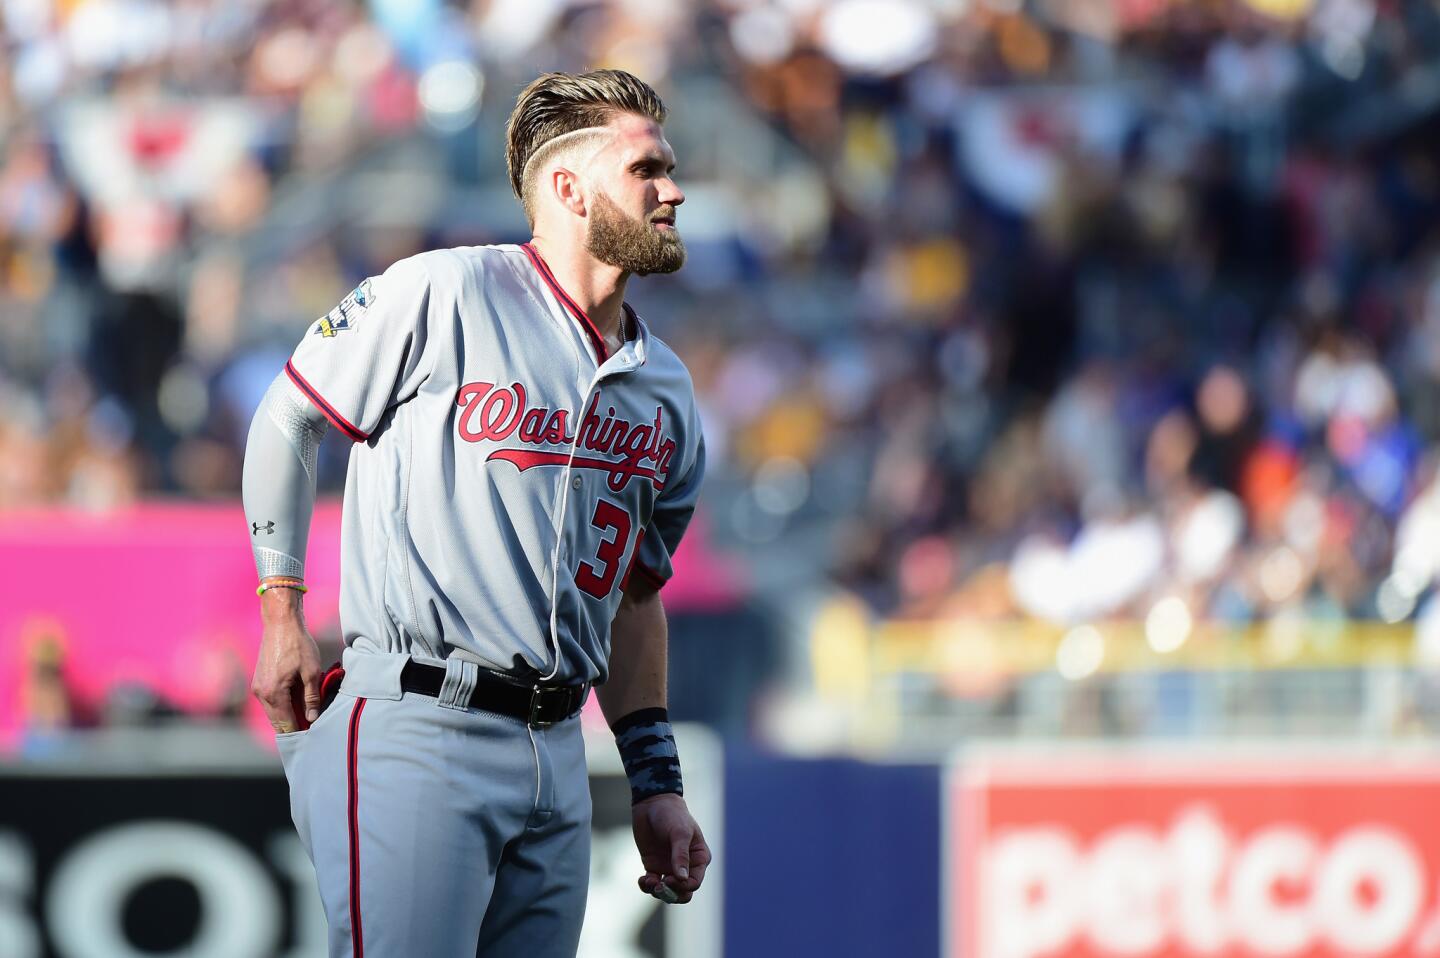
18, 625, 77, 757
5, 0, 1440, 646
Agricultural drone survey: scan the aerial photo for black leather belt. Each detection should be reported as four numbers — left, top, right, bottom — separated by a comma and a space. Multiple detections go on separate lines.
399, 660, 588, 728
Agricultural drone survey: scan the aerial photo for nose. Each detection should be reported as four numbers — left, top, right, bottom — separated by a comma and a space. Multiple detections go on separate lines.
658, 177, 684, 208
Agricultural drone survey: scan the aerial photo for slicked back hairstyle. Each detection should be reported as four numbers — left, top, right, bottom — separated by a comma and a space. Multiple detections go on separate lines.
505, 70, 668, 224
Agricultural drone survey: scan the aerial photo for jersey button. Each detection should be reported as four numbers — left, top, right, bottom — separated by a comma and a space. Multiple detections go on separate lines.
572, 476, 582, 489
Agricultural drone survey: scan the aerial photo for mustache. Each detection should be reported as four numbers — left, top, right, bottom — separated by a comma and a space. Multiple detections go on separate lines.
649, 206, 678, 223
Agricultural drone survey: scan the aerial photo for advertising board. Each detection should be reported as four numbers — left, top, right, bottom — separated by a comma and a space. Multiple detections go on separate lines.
949, 748, 1440, 958
0, 726, 721, 958
0, 504, 744, 747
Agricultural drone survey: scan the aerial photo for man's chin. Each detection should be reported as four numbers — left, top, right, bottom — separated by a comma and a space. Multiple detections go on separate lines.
653, 234, 686, 273
638, 258, 685, 277
598, 241, 686, 276
643, 247, 686, 275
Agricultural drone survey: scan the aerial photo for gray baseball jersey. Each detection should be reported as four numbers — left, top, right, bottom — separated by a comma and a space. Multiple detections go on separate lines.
284, 242, 704, 684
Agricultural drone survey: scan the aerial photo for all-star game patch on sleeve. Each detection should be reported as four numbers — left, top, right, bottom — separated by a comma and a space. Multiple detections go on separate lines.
629, 431, 705, 590
285, 254, 436, 442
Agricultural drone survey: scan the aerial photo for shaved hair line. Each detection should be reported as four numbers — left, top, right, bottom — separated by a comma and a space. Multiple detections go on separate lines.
520, 126, 615, 221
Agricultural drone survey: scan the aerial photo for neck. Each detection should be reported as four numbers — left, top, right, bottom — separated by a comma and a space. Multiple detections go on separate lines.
527, 234, 630, 349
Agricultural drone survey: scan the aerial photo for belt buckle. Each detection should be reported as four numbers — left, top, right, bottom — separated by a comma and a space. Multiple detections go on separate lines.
527, 685, 554, 728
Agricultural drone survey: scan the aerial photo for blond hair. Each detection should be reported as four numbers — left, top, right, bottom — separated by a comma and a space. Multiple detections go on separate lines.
505, 70, 668, 224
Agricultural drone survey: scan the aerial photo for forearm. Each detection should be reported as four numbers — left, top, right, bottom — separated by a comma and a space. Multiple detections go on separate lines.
245, 374, 329, 731
243, 373, 327, 592
601, 582, 684, 803
598, 582, 668, 722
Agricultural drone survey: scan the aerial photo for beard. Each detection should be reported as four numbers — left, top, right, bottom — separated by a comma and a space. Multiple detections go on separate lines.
585, 191, 686, 276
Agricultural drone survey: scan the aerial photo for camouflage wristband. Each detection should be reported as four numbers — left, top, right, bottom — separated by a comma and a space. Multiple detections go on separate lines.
611, 707, 683, 804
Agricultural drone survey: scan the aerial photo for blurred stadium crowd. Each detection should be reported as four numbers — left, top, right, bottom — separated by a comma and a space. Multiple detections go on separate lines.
5, 0, 1440, 662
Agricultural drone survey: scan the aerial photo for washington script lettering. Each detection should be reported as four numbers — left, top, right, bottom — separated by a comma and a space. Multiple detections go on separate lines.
456, 382, 676, 492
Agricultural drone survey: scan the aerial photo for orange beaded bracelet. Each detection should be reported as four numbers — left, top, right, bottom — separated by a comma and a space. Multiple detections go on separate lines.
256, 578, 309, 596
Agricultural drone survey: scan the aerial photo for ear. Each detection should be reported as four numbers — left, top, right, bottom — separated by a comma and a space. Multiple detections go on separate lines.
550, 166, 588, 218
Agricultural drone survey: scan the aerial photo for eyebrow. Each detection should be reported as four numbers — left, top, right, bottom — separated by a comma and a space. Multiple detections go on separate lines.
631, 152, 676, 173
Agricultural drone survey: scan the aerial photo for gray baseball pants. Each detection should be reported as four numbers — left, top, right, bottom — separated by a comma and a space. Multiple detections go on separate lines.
277, 649, 592, 957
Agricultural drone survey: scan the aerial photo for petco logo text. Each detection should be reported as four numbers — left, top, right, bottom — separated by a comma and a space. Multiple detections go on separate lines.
950, 754, 1440, 958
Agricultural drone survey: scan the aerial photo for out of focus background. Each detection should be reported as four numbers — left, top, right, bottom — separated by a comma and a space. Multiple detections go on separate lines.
5, 0, 1440, 956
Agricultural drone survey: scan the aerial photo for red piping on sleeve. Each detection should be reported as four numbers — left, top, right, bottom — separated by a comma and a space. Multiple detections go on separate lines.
285, 361, 370, 443
635, 560, 667, 590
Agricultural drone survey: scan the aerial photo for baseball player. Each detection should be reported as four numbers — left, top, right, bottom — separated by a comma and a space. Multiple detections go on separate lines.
241, 70, 710, 957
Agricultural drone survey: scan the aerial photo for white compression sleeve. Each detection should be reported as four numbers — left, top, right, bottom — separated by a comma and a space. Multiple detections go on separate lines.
242, 372, 328, 581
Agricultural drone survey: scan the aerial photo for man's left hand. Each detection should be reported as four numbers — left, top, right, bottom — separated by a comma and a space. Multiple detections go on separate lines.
632, 792, 710, 904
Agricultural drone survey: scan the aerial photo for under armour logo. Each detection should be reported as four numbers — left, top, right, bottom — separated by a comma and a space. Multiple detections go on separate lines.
252, 521, 275, 536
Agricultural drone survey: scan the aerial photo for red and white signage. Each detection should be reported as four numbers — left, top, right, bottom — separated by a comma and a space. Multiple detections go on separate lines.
948, 751, 1440, 958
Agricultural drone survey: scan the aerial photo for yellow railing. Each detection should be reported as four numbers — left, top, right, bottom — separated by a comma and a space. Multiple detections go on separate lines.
809, 598, 1427, 703
873, 619, 1418, 673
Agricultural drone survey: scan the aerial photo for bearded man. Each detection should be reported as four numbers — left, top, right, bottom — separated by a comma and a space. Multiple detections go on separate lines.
241, 69, 710, 957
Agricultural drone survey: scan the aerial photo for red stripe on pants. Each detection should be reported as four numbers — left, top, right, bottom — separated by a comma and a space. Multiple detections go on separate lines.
347, 698, 368, 957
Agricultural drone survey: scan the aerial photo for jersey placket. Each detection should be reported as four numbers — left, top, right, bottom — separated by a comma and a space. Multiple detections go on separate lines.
526, 242, 648, 680
541, 347, 644, 680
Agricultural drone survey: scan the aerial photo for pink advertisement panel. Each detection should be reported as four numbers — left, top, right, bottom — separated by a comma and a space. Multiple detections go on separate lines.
0, 502, 742, 748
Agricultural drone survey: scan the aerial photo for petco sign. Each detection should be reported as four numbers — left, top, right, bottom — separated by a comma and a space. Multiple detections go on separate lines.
948, 752, 1440, 958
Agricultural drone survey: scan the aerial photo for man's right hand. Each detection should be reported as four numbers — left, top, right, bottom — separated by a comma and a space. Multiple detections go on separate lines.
252, 587, 324, 733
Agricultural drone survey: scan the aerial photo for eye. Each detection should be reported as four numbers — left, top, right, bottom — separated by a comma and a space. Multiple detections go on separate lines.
631, 159, 675, 179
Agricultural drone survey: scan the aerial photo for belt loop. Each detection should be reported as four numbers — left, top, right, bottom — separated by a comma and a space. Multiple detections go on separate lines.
437, 658, 479, 711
